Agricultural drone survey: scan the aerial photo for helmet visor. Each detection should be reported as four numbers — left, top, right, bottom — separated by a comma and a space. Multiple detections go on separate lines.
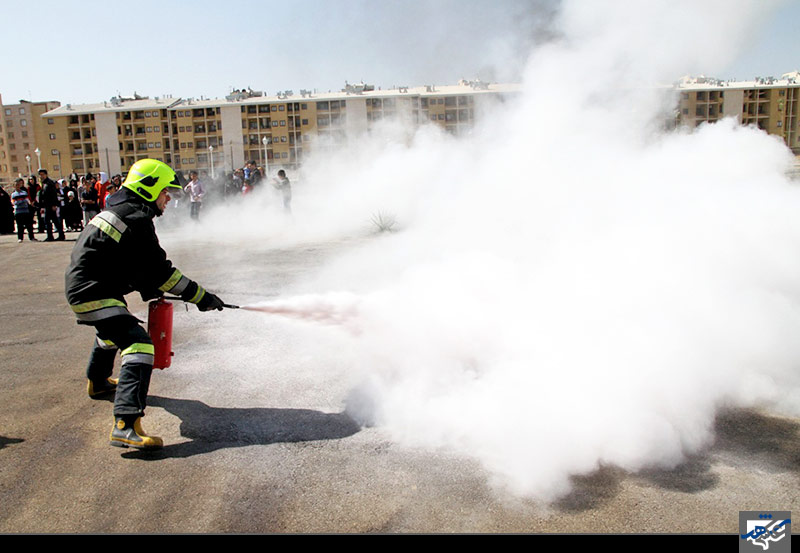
169, 172, 187, 190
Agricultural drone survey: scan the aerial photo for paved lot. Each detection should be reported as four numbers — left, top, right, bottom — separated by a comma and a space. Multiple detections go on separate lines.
0, 229, 798, 534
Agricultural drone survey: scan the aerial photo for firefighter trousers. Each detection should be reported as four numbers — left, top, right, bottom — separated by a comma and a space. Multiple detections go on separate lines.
86, 316, 154, 418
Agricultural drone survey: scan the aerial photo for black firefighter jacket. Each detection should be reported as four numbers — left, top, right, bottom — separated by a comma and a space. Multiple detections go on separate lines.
65, 188, 206, 324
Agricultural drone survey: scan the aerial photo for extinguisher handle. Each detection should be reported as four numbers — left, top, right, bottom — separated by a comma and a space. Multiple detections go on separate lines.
163, 296, 239, 309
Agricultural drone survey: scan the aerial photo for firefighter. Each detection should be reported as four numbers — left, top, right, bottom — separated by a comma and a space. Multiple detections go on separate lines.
65, 159, 225, 450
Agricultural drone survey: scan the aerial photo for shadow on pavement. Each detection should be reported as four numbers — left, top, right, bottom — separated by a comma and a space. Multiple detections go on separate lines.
553, 408, 800, 513
121, 395, 362, 460
712, 408, 800, 473
554, 466, 625, 513
0, 436, 24, 450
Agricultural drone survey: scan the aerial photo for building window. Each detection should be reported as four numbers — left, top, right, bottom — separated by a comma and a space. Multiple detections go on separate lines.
3, 109, 10, 116
47, 118, 54, 124
20, 119, 27, 127
51, 149, 58, 155
49, 133, 56, 140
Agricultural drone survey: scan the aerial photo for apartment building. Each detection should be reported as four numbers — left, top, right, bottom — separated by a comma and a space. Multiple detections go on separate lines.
0, 99, 62, 186
35, 81, 518, 180
0, 95, 9, 184
676, 71, 800, 154
6, 71, 800, 188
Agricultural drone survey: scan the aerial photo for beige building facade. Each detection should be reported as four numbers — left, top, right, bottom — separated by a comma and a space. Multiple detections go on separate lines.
35, 81, 518, 180
6, 73, 799, 189
676, 71, 800, 154
0, 99, 63, 186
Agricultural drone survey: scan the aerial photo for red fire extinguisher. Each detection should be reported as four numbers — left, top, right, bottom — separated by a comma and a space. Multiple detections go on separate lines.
148, 297, 174, 370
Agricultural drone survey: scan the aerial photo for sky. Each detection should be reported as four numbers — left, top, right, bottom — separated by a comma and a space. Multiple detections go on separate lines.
0, 0, 799, 106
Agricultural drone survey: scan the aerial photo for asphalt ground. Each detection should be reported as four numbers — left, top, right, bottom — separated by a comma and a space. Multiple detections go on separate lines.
0, 228, 798, 534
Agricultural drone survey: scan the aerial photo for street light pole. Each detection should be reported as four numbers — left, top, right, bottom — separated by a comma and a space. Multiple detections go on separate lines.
34, 147, 41, 171
261, 136, 269, 177
25, 154, 31, 177
208, 145, 215, 179
55, 150, 62, 178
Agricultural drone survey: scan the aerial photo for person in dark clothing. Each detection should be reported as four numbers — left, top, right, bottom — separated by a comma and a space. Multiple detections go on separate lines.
39, 169, 65, 241
65, 158, 227, 450
64, 189, 84, 231
271, 169, 292, 213
80, 179, 100, 226
27, 176, 43, 233
245, 161, 261, 189
0, 186, 14, 234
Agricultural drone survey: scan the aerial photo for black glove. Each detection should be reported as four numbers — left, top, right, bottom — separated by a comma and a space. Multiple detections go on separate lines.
197, 291, 224, 312
139, 289, 164, 302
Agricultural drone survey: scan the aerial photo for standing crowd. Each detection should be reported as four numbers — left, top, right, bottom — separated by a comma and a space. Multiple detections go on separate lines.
0, 170, 124, 243
0, 162, 292, 237
223, 161, 291, 212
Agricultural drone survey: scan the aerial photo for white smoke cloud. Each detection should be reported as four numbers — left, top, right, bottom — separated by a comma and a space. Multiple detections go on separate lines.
161, 0, 800, 499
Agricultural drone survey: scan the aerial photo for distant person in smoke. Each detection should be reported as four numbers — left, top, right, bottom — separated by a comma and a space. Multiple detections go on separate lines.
227, 168, 244, 198
65, 158, 226, 450
271, 169, 292, 213
184, 170, 205, 221
245, 161, 261, 189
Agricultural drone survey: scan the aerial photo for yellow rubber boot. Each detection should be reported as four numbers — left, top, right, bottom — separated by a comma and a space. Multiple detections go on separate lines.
88, 377, 119, 398
109, 417, 163, 449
